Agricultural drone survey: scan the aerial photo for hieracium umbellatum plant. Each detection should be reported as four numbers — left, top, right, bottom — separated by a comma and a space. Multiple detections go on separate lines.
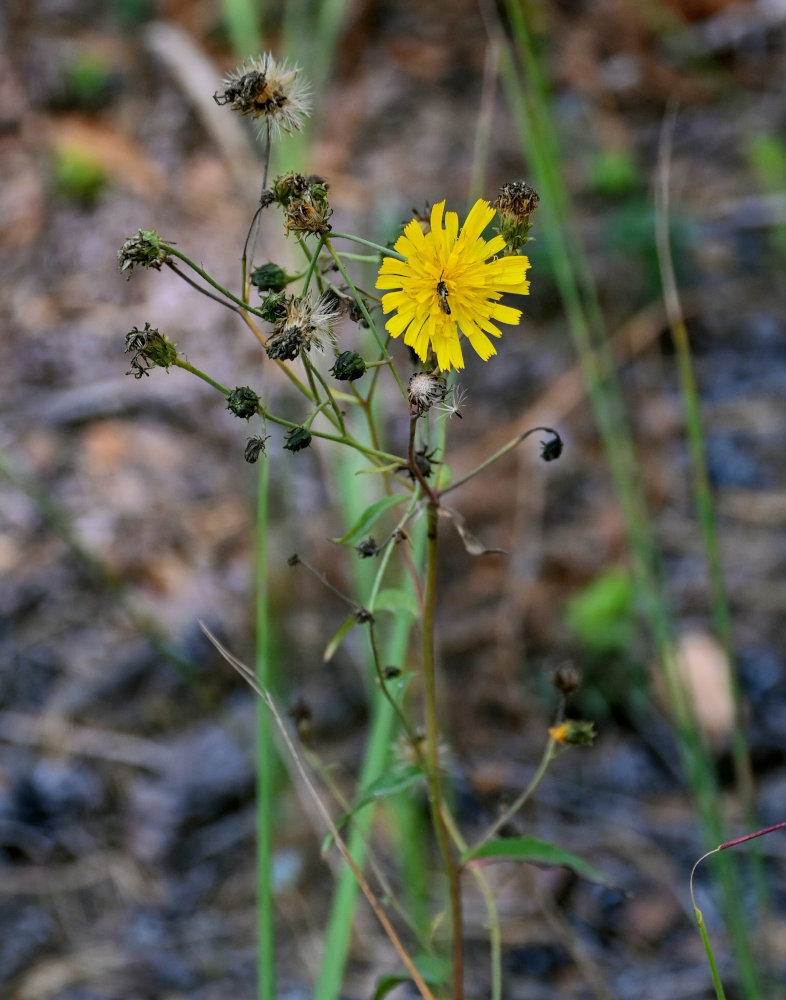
119, 51, 595, 1000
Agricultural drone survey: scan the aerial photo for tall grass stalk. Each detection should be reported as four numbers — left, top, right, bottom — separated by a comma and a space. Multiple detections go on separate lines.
493, 3, 765, 995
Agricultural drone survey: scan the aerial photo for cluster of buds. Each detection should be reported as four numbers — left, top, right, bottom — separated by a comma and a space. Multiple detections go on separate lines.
124, 323, 179, 378
118, 230, 171, 275
494, 181, 540, 255
269, 172, 333, 237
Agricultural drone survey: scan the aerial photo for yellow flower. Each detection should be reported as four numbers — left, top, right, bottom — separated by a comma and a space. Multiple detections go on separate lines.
376, 199, 531, 372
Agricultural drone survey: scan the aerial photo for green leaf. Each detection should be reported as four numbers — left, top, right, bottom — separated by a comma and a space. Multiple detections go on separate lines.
373, 587, 418, 617
462, 836, 609, 884
331, 495, 405, 545
322, 614, 357, 662
371, 953, 451, 1000
357, 764, 425, 807
335, 765, 425, 828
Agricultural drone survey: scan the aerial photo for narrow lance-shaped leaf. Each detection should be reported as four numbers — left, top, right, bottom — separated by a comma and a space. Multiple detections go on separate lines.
462, 836, 610, 885
331, 495, 405, 546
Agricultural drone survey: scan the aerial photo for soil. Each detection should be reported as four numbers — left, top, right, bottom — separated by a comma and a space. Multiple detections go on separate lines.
1, 2, 785, 999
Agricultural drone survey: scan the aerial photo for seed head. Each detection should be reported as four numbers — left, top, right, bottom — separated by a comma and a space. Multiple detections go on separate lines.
124, 323, 179, 378
118, 230, 171, 275
265, 293, 340, 362
213, 53, 311, 138
407, 371, 448, 415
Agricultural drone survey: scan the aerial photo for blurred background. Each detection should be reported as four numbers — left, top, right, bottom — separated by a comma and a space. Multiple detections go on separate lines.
1, 1, 786, 998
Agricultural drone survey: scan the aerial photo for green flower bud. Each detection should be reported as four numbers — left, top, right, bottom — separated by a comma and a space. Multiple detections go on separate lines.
227, 386, 260, 419
330, 351, 366, 381
259, 291, 288, 323
284, 426, 312, 452
251, 262, 289, 292
493, 181, 540, 254
118, 230, 171, 274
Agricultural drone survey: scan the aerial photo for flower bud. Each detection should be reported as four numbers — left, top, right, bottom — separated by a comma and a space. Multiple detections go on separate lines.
540, 432, 564, 462
548, 719, 595, 746
250, 262, 289, 292
494, 181, 540, 254
331, 351, 366, 381
226, 386, 260, 419
284, 426, 312, 452
118, 230, 171, 274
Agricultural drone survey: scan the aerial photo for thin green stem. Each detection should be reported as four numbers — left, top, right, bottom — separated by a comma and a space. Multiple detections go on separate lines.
468, 737, 557, 856
172, 358, 231, 394
163, 244, 268, 318
329, 232, 406, 260
302, 355, 346, 434
255, 455, 276, 1000
440, 807, 503, 1000
422, 502, 464, 1000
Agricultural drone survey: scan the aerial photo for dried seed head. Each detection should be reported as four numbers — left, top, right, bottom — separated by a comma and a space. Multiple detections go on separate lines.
265, 293, 340, 361
124, 323, 179, 378
213, 53, 311, 138
407, 371, 448, 415
226, 386, 261, 419
269, 174, 332, 237
284, 197, 332, 237
118, 230, 171, 275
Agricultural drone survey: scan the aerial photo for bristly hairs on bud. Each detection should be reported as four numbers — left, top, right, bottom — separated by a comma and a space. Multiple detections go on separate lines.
213, 53, 311, 138
494, 181, 540, 255
118, 230, 171, 275
124, 323, 179, 378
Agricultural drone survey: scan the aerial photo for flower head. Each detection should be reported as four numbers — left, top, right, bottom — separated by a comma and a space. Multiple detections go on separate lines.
376, 200, 531, 372
213, 53, 311, 137
265, 293, 340, 361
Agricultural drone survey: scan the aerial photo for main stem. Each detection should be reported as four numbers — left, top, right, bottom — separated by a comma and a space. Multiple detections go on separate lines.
423, 502, 464, 1000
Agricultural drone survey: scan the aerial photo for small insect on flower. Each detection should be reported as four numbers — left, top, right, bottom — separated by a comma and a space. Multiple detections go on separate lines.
436, 273, 451, 315
377, 200, 531, 372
